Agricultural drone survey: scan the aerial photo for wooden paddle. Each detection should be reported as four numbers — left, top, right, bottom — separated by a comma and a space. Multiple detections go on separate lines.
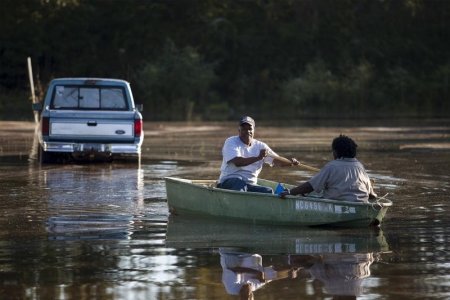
269, 152, 320, 172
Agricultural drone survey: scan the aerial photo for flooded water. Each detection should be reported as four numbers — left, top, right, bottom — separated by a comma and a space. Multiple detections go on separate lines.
0, 120, 449, 299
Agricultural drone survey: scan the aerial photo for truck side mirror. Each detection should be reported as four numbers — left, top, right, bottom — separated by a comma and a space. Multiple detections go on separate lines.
136, 104, 143, 112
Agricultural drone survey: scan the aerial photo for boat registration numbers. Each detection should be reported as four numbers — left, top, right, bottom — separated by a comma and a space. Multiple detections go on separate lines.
295, 241, 357, 254
295, 200, 356, 214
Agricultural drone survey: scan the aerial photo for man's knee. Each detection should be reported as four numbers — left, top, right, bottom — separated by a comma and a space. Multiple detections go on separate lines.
247, 184, 273, 194
218, 178, 272, 194
218, 178, 247, 191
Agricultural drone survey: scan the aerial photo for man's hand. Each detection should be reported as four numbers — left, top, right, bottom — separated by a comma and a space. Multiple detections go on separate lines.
258, 149, 268, 160
279, 189, 290, 199
290, 158, 300, 166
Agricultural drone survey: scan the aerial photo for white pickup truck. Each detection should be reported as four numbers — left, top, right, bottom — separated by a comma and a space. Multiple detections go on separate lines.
33, 78, 144, 162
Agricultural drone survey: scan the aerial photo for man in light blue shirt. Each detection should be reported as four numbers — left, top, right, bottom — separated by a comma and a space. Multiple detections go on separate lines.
218, 116, 299, 193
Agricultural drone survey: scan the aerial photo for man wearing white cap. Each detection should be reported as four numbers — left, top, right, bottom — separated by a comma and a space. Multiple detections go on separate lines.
217, 116, 299, 193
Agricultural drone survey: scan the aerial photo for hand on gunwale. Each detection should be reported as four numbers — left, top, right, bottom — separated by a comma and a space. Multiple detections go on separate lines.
279, 189, 290, 199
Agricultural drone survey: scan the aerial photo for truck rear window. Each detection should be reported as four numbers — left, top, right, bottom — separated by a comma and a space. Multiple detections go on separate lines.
51, 86, 128, 110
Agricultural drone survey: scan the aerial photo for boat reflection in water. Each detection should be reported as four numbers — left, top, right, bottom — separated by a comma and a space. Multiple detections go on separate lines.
166, 215, 389, 299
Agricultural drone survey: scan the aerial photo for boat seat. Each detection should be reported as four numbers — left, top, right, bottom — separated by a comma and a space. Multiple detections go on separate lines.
191, 180, 218, 188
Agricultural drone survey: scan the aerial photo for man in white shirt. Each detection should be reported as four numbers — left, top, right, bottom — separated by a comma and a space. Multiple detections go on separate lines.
219, 248, 299, 298
280, 135, 376, 202
217, 116, 299, 193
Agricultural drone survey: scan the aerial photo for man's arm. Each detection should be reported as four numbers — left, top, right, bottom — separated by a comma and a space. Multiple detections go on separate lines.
228, 266, 265, 282
280, 182, 314, 199
272, 157, 299, 167
368, 178, 377, 199
228, 149, 268, 167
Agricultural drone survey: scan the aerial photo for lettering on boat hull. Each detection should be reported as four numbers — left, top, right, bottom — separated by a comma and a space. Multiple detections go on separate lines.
295, 241, 357, 254
295, 200, 356, 214
334, 205, 356, 214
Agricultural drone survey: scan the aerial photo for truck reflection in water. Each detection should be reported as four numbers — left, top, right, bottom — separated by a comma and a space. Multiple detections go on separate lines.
46, 214, 134, 240
40, 163, 146, 241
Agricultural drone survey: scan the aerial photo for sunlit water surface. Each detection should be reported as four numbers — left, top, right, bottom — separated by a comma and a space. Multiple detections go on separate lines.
0, 121, 449, 299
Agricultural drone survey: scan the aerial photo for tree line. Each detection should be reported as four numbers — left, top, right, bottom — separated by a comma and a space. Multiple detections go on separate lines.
0, 0, 449, 121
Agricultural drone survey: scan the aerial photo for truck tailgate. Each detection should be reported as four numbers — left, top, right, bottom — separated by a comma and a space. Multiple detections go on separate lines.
48, 110, 136, 142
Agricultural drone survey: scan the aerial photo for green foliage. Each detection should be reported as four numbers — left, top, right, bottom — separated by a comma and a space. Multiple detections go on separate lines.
282, 60, 338, 114
0, 0, 449, 120
136, 41, 216, 121
417, 62, 450, 116
281, 60, 377, 117
204, 102, 231, 121
0, 89, 34, 120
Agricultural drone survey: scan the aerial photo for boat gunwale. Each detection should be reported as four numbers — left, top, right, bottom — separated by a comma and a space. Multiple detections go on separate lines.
164, 177, 393, 208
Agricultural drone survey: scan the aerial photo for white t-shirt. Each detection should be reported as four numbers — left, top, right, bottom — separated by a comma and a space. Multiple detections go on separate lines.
219, 249, 277, 295
308, 158, 375, 202
218, 136, 274, 184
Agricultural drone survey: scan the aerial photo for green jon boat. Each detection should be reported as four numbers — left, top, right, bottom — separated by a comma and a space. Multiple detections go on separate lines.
165, 177, 393, 228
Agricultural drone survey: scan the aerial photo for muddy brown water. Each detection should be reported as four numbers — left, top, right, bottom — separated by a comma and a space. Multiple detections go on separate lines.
0, 120, 449, 299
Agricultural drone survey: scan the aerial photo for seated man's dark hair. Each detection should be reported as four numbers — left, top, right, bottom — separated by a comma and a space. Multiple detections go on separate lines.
332, 135, 357, 158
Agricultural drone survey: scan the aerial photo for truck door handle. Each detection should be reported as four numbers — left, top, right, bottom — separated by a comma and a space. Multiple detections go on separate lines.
87, 121, 97, 126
